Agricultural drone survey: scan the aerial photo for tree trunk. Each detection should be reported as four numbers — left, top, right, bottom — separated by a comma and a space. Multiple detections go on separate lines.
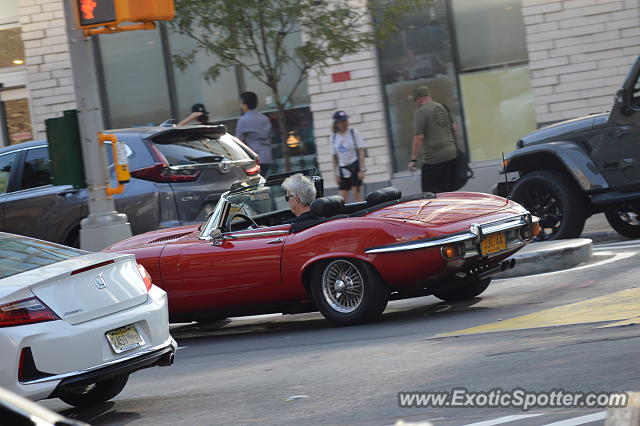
274, 97, 291, 172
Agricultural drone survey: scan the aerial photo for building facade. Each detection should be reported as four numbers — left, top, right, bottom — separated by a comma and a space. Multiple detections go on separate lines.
1, 0, 638, 194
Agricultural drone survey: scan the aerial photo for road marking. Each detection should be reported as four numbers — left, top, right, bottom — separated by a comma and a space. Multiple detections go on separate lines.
594, 240, 640, 251
495, 251, 635, 280
438, 287, 640, 337
462, 413, 545, 426
597, 316, 640, 328
541, 411, 606, 425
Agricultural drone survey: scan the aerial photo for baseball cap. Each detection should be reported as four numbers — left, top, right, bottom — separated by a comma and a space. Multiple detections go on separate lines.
332, 110, 349, 122
191, 103, 209, 114
412, 85, 431, 100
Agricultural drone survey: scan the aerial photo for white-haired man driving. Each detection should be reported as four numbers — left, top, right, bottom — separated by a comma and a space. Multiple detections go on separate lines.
282, 173, 320, 225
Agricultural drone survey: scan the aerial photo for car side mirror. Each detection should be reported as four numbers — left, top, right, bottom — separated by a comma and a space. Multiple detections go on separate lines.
210, 228, 223, 246
616, 89, 627, 105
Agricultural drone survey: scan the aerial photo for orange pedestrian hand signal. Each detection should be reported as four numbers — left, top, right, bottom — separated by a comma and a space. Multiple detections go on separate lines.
80, 0, 97, 20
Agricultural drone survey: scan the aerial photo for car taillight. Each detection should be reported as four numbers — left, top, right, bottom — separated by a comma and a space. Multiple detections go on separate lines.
244, 158, 261, 176
0, 297, 59, 327
440, 243, 465, 260
137, 264, 153, 291
131, 163, 202, 182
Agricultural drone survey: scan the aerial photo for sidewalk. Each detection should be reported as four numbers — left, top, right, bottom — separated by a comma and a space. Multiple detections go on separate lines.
498, 213, 625, 278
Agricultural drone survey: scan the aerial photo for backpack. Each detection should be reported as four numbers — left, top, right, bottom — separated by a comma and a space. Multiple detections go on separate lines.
452, 148, 473, 191
440, 104, 473, 191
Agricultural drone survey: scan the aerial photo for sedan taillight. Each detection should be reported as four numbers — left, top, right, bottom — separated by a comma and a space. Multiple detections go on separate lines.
137, 264, 153, 292
0, 297, 59, 327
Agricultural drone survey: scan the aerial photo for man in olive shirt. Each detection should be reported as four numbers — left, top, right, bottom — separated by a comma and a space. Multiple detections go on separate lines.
408, 85, 458, 193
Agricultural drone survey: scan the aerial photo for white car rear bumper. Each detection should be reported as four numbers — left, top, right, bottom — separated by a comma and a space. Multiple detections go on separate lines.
0, 286, 176, 401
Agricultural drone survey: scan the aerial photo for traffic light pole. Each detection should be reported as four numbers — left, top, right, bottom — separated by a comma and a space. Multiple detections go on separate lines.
64, 1, 132, 251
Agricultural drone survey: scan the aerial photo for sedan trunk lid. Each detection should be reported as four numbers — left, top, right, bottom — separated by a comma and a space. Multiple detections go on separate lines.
23, 253, 148, 325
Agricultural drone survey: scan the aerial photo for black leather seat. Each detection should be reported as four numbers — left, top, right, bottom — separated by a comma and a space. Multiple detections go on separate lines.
310, 195, 345, 218
365, 187, 402, 206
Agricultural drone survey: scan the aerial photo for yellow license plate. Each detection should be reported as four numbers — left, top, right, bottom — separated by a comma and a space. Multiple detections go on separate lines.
480, 232, 507, 256
106, 325, 145, 354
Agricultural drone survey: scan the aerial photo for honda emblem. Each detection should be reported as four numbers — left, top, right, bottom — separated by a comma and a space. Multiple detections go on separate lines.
94, 274, 108, 289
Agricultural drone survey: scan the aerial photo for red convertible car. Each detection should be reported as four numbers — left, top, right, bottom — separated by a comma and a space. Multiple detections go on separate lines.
105, 171, 540, 326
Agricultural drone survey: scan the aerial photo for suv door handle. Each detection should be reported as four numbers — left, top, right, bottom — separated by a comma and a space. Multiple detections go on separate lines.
617, 126, 633, 137
57, 189, 80, 197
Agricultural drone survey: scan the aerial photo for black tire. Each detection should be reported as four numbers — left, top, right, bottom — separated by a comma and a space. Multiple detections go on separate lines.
605, 210, 640, 238
59, 374, 129, 407
510, 170, 587, 240
310, 259, 388, 326
432, 277, 492, 302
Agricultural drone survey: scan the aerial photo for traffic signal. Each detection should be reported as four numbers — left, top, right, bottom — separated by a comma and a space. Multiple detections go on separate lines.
77, 0, 117, 27
76, 0, 174, 30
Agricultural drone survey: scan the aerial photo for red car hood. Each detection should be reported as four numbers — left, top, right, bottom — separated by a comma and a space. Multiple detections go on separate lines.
368, 192, 511, 225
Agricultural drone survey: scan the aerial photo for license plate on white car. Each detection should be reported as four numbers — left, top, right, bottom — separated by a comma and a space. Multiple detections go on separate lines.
106, 325, 145, 354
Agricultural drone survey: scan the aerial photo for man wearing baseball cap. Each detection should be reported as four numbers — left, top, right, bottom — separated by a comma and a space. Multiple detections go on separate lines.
178, 103, 211, 126
408, 85, 458, 193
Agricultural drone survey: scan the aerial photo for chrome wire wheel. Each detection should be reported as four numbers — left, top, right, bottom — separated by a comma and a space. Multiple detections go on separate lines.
321, 259, 364, 313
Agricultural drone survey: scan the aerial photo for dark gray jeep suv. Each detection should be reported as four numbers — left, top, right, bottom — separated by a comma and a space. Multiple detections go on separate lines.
495, 55, 640, 240
0, 125, 260, 246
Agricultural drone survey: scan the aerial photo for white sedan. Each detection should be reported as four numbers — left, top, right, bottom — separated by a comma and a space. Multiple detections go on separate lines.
0, 232, 176, 407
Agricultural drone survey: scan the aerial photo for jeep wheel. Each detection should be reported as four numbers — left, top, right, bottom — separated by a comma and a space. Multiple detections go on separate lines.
605, 210, 640, 238
510, 170, 587, 240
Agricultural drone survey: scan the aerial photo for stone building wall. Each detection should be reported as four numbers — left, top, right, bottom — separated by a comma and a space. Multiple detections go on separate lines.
18, 0, 75, 139
523, 0, 640, 125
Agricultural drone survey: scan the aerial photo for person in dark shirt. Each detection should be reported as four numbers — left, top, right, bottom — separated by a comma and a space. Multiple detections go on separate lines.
282, 173, 320, 226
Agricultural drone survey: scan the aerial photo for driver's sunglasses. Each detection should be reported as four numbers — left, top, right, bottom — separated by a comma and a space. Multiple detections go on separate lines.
284, 194, 296, 202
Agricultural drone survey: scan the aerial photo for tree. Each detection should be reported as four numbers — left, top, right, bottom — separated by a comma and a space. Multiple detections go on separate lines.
170, 0, 431, 171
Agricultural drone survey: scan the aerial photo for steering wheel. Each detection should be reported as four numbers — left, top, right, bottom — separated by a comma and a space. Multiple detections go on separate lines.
226, 213, 259, 231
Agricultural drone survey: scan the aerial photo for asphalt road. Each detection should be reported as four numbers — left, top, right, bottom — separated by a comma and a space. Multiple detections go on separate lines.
41, 228, 640, 426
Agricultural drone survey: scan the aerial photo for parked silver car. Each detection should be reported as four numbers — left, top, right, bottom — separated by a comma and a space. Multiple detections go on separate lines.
0, 125, 261, 247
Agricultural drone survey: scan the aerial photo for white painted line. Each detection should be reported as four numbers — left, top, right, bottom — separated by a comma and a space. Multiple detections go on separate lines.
495, 251, 635, 280
541, 411, 606, 426
462, 413, 545, 426
594, 240, 640, 250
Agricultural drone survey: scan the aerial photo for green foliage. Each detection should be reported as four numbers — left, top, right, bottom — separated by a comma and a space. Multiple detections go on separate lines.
170, 0, 431, 106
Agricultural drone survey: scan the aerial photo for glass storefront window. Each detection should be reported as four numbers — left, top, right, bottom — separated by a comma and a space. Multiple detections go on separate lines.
376, 0, 463, 173
0, 27, 24, 69
452, 0, 527, 72
98, 29, 171, 128
168, 30, 241, 121
459, 66, 536, 161
452, 0, 536, 161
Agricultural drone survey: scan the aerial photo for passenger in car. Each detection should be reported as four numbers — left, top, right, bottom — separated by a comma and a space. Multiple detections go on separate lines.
282, 173, 321, 226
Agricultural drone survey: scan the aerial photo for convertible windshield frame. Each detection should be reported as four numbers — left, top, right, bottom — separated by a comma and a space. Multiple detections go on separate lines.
199, 183, 264, 240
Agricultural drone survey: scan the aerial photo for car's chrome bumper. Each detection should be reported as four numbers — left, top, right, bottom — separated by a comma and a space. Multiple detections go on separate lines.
364, 213, 538, 257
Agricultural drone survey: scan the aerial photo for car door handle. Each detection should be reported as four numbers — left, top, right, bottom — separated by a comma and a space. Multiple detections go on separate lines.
57, 189, 79, 197
266, 238, 284, 244
617, 126, 633, 137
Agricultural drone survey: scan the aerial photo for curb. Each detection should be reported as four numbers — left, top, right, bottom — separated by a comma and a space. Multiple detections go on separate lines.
495, 238, 593, 279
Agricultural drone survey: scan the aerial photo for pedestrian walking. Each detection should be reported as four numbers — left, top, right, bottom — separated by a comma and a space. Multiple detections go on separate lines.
330, 110, 367, 203
236, 91, 273, 177
408, 85, 458, 193
178, 103, 211, 126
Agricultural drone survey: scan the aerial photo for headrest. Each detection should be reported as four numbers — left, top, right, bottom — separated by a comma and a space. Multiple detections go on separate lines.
366, 187, 402, 206
310, 195, 345, 217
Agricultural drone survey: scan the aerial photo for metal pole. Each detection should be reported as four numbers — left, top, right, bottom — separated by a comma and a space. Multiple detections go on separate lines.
63, 0, 132, 251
